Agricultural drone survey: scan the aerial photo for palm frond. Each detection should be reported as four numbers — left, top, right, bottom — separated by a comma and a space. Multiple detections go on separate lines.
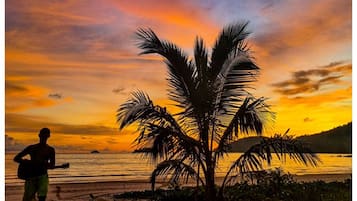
150, 160, 205, 190
116, 90, 153, 129
117, 91, 202, 161
221, 134, 320, 187
136, 28, 162, 55
215, 96, 274, 158
194, 36, 208, 82
136, 28, 202, 129
137, 123, 203, 163
236, 97, 273, 135
213, 54, 260, 118
117, 91, 182, 131
210, 21, 250, 80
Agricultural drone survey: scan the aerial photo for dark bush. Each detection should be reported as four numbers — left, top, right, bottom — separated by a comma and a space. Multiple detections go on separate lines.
113, 178, 351, 201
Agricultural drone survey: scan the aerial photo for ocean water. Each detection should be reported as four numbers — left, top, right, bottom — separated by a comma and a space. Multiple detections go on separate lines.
5, 153, 352, 186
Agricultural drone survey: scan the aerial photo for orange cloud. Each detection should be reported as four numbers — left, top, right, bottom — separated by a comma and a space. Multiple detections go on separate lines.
112, 0, 214, 29
110, 0, 219, 46
271, 62, 352, 96
5, 80, 72, 112
254, 0, 351, 55
250, 0, 351, 86
6, 0, 138, 65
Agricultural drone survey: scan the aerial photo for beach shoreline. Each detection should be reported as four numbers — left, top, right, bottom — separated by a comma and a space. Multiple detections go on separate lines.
5, 173, 351, 201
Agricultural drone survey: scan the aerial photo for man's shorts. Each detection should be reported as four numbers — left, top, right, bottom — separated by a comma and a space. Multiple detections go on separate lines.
23, 174, 49, 201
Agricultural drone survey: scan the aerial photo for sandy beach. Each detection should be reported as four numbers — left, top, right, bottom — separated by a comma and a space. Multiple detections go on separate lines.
5, 173, 351, 201
6, 180, 154, 201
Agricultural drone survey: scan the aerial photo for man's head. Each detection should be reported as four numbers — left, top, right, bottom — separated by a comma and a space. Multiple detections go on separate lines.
39, 127, 51, 140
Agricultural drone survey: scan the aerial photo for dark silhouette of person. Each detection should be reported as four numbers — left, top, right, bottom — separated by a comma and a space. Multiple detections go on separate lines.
14, 127, 56, 201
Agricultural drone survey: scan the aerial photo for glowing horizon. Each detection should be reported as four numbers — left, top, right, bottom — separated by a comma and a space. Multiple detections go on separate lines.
5, 0, 352, 152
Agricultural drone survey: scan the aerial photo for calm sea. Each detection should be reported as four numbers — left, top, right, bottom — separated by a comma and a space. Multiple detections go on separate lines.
5, 153, 352, 186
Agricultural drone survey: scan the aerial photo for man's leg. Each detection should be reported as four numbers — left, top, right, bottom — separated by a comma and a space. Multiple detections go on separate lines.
37, 174, 49, 201
38, 196, 46, 201
23, 179, 37, 201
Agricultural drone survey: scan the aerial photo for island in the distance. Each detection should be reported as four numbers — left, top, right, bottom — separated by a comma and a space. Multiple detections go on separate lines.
91, 150, 100, 154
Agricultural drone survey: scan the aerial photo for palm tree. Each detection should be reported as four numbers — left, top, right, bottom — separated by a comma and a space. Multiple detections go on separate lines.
117, 22, 319, 201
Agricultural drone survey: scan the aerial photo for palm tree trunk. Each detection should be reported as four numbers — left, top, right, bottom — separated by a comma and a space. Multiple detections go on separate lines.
197, 159, 200, 187
202, 121, 217, 201
205, 165, 216, 201
204, 149, 217, 201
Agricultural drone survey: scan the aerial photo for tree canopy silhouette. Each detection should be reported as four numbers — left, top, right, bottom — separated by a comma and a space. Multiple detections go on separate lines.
117, 21, 319, 201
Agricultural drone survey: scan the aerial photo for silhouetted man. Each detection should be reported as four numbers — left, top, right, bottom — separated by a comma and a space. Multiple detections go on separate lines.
14, 128, 56, 201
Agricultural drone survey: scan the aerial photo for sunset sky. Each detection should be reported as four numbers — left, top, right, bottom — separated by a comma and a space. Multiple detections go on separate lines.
5, 0, 352, 152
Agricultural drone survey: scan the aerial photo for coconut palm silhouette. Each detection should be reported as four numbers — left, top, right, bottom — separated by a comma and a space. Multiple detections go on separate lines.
117, 21, 319, 201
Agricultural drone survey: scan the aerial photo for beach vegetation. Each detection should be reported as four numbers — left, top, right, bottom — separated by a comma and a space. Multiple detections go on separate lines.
114, 176, 352, 201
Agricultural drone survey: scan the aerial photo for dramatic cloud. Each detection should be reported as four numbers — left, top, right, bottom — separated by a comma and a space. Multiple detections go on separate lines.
109, 0, 218, 45
5, 80, 72, 112
271, 62, 351, 96
252, 0, 351, 58
5, 80, 57, 112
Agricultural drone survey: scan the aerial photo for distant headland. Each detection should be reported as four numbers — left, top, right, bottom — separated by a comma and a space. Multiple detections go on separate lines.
229, 122, 352, 153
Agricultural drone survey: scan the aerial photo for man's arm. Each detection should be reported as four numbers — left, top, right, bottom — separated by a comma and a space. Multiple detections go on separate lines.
47, 147, 56, 169
13, 146, 30, 163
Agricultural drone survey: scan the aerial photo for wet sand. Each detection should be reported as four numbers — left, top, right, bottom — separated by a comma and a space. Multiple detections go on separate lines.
5, 173, 351, 201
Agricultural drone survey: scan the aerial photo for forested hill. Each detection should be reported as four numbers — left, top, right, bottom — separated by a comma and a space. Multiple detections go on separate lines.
229, 122, 352, 153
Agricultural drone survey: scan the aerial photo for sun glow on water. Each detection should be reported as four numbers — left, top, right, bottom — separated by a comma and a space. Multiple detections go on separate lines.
5, 153, 351, 186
